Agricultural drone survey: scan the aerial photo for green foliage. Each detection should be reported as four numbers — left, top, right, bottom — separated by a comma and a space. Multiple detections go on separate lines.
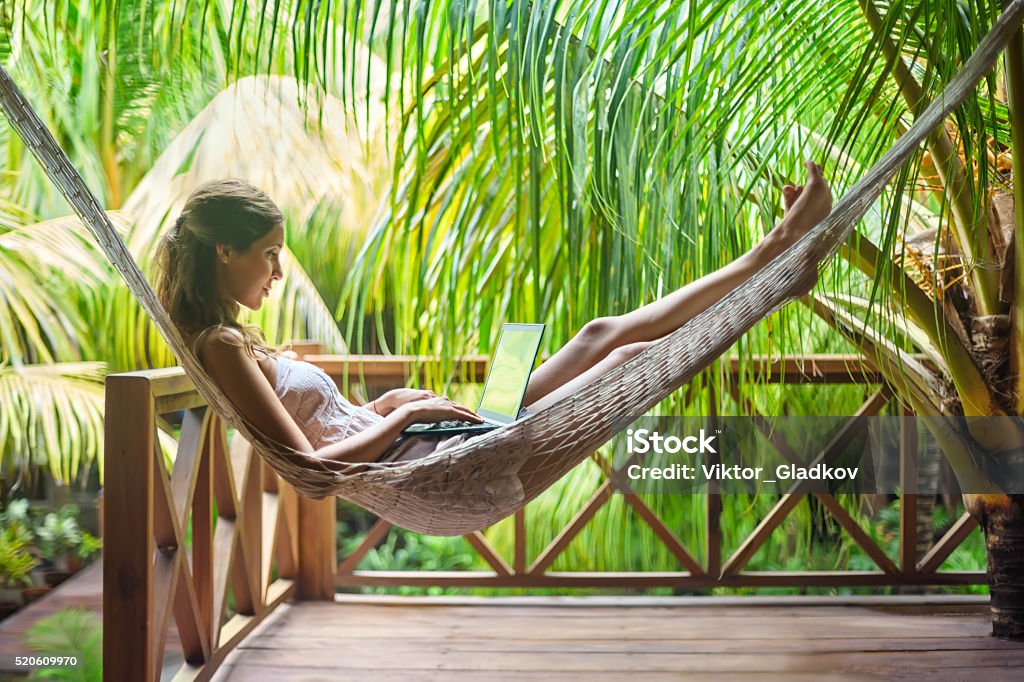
0, 497, 35, 545
34, 505, 100, 566
338, 517, 475, 595
0, 524, 37, 588
25, 608, 102, 681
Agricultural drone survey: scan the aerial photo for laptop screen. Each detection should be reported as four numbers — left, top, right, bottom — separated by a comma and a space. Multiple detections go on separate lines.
476, 323, 545, 423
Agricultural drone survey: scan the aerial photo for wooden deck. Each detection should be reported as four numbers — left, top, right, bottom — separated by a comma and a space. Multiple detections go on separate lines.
210, 595, 1024, 681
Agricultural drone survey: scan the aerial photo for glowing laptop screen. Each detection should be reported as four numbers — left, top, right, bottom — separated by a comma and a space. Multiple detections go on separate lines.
476, 324, 545, 422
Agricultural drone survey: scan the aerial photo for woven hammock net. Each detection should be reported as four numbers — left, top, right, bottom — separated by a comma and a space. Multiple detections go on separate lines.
2, 1, 1022, 536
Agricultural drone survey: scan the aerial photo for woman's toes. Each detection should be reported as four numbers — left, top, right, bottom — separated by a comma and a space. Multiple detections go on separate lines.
782, 185, 795, 210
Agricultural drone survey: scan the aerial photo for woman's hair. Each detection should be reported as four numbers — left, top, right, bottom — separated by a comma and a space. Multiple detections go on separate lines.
155, 178, 285, 359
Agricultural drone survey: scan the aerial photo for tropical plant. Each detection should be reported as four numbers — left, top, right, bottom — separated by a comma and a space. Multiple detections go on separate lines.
0, 525, 37, 589
317, 0, 1024, 637
25, 608, 102, 682
0, 497, 35, 546
34, 505, 99, 570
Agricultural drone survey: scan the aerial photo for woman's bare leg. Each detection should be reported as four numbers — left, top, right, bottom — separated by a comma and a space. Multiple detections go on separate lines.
526, 340, 656, 412
522, 161, 832, 407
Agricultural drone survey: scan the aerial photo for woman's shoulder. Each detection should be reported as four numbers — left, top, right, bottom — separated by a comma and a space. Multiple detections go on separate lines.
191, 325, 246, 361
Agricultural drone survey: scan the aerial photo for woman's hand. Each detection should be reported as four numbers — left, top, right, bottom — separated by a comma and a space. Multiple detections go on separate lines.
395, 396, 485, 424
370, 388, 437, 416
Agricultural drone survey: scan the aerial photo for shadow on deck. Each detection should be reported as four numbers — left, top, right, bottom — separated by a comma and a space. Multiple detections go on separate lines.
210, 594, 1024, 681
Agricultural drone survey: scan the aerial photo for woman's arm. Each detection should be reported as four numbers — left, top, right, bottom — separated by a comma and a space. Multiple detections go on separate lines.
368, 388, 436, 416
198, 328, 480, 467
316, 397, 480, 463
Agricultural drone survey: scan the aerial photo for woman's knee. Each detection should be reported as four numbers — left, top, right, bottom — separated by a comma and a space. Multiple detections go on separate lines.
576, 316, 625, 350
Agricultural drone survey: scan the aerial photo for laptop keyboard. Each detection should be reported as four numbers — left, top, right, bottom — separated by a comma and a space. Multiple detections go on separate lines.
405, 419, 492, 434
433, 420, 480, 428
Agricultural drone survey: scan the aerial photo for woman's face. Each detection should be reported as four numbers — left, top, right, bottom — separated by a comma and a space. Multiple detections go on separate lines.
215, 223, 285, 310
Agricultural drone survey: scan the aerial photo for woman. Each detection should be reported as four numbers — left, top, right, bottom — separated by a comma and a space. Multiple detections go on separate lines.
155, 162, 831, 468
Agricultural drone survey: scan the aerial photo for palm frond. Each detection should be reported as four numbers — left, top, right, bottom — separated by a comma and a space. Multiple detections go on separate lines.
0, 361, 106, 487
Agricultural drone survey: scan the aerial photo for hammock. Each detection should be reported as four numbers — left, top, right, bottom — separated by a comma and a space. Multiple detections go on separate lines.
3, 1, 1023, 536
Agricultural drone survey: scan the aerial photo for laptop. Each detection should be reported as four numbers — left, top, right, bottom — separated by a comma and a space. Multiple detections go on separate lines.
402, 323, 545, 436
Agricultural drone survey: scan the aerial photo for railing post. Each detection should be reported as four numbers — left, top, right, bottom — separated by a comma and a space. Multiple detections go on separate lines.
296, 497, 337, 599
292, 341, 337, 599
103, 375, 155, 681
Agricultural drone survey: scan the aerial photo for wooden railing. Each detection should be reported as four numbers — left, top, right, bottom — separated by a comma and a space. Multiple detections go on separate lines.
103, 349, 984, 681
103, 343, 335, 682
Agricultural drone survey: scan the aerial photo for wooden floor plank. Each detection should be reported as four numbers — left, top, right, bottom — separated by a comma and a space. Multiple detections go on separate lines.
239, 635, 1024, 654
212, 665, 869, 681
213, 665, 879, 682
217, 648, 1024, 674
205, 597, 1024, 681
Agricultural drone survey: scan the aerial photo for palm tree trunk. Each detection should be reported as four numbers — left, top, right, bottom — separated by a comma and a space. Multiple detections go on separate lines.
1007, 3, 1024, 406
966, 494, 1024, 640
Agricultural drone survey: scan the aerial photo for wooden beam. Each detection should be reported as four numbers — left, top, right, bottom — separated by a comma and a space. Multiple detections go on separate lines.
465, 532, 513, 576
602, 457, 705, 575
815, 495, 898, 574
336, 570, 985, 589
296, 495, 337, 600
170, 579, 296, 682
722, 388, 893, 576
900, 406, 919, 572
529, 483, 613, 575
139, 352, 936, 413
514, 511, 527, 575
339, 518, 392, 575
918, 512, 980, 573
103, 375, 155, 682
192, 419, 215, 655
734, 384, 897, 575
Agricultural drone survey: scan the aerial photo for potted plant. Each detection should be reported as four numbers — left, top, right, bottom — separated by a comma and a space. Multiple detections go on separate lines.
0, 498, 36, 547
1, 498, 52, 603
35, 505, 99, 585
0, 527, 37, 616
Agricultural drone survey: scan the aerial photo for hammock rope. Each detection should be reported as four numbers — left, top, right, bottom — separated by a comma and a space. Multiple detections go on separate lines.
2, 0, 1022, 535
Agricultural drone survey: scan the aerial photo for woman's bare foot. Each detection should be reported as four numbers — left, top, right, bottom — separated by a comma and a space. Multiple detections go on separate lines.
759, 160, 833, 262
753, 160, 834, 297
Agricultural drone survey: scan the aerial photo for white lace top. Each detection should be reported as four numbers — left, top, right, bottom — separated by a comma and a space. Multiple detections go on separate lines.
274, 355, 383, 449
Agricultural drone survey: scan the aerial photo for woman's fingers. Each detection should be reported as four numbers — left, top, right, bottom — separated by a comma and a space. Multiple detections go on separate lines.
450, 400, 484, 421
